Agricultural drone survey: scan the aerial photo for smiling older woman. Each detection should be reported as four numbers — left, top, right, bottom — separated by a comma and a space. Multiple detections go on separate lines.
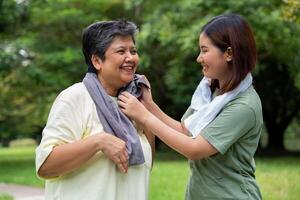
35, 20, 154, 200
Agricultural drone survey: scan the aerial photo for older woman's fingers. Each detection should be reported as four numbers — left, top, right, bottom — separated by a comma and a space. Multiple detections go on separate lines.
117, 163, 126, 173
120, 154, 129, 173
119, 152, 129, 165
114, 148, 128, 172
113, 155, 127, 173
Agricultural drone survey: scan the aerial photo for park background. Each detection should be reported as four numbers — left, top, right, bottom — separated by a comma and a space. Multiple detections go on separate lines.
0, 0, 299, 199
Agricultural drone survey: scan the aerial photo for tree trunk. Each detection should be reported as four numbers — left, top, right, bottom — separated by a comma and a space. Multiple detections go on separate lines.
266, 128, 285, 151
1, 138, 10, 147
255, 60, 300, 154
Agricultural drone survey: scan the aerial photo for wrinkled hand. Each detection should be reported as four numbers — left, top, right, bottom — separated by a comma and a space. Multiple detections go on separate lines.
99, 133, 129, 173
118, 92, 149, 124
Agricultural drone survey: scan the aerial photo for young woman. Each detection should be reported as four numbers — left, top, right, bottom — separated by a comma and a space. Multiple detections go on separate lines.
118, 14, 263, 199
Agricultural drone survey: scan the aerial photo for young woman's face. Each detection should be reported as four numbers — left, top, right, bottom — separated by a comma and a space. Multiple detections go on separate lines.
196, 33, 231, 80
94, 35, 139, 89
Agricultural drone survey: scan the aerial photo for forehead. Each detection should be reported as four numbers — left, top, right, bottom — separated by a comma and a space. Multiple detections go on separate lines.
108, 35, 135, 49
199, 33, 212, 46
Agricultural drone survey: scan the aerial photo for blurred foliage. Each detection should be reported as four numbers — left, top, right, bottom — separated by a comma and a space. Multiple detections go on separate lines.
282, 0, 300, 24
0, 0, 299, 151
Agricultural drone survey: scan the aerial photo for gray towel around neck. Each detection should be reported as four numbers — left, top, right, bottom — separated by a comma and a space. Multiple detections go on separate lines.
83, 72, 150, 165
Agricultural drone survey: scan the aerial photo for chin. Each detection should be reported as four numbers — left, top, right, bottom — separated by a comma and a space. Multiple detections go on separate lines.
202, 70, 210, 78
120, 74, 134, 85
202, 70, 215, 79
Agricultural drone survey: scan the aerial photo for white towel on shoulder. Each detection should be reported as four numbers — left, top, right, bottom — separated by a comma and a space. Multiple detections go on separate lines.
184, 73, 253, 138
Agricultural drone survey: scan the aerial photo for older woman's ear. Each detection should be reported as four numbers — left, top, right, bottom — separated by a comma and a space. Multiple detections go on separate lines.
91, 54, 103, 71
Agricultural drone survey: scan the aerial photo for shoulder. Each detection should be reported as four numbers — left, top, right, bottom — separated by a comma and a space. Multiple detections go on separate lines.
51, 82, 93, 112
57, 82, 88, 102
222, 86, 263, 125
227, 86, 262, 114
54, 82, 94, 106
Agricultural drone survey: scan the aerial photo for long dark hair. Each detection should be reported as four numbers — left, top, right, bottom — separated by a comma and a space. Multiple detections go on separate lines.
201, 14, 257, 93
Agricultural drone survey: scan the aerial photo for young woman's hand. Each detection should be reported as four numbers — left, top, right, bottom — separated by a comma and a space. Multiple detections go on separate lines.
118, 91, 150, 125
140, 76, 153, 106
140, 84, 153, 108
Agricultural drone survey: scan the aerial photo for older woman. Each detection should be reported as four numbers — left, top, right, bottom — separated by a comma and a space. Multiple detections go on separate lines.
36, 20, 154, 200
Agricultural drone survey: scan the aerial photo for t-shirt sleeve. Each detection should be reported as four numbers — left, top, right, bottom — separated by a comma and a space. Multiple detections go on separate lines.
35, 92, 84, 178
200, 103, 256, 155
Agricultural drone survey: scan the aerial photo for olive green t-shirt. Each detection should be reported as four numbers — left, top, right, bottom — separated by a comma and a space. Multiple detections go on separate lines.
182, 86, 263, 200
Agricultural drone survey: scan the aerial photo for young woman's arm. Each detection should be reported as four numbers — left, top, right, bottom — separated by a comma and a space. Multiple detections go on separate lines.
145, 112, 217, 160
141, 86, 189, 135
38, 133, 129, 178
145, 101, 189, 135
119, 92, 218, 160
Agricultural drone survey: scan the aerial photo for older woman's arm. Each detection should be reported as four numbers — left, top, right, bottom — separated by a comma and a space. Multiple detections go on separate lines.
38, 133, 128, 178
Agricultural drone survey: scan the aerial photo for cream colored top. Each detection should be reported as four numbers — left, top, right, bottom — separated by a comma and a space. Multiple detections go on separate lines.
36, 83, 152, 200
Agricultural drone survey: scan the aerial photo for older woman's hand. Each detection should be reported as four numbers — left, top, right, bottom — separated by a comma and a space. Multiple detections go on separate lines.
118, 92, 150, 125
98, 133, 129, 173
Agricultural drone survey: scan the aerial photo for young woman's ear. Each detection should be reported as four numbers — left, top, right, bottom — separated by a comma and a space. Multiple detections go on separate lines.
226, 47, 233, 62
91, 54, 102, 71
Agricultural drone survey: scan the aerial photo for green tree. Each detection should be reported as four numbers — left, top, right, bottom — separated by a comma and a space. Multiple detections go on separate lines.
135, 0, 300, 151
0, 0, 136, 145
0, 0, 163, 145
1, 0, 299, 152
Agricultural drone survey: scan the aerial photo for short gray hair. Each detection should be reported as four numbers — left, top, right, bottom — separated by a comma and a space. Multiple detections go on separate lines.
82, 20, 138, 73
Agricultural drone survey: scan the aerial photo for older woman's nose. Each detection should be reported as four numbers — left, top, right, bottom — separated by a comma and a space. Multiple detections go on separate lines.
125, 52, 134, 62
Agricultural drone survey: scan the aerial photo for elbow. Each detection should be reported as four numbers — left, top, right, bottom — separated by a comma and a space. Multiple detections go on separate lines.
186, 151, 204, 160
186, 149, 218, 160
184, 144, 207, 160
38, 165, 58, 179
37, 168, 48, 179
38, 168, 50, 179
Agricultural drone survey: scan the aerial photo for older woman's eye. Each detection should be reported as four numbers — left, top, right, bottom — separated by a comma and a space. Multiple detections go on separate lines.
117, 50, 125, 54
131, 49, 138, 55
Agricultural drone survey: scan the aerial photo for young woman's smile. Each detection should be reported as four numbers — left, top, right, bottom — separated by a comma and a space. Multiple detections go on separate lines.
196, 33, 232, 88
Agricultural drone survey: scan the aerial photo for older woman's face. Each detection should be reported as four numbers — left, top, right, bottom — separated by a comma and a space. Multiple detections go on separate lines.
96, 35, 139, 90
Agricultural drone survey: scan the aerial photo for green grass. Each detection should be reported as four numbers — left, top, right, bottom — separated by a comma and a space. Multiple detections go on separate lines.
0, 194, 13, 200
150, 153, 300, 200
0, 147, 300, 200
0, 147, 43, 187
255, 157, 300, 200
149, 150, 189, 200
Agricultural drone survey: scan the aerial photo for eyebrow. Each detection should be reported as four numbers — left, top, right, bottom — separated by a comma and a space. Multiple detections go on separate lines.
114, 46, 137, 50
200, 45, 208, 49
